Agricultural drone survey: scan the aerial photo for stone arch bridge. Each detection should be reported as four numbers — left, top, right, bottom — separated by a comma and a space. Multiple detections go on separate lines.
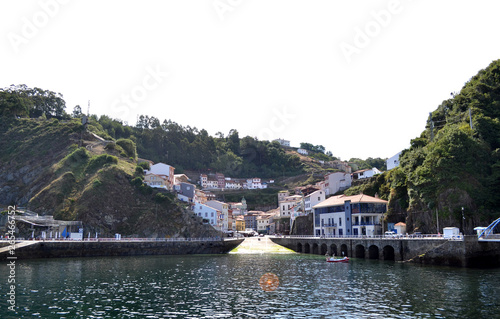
270, 236, 500, 267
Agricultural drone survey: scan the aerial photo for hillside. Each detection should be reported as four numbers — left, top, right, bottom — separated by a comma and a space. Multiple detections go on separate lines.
0, 117, 219, 238
346, 59, 500, 234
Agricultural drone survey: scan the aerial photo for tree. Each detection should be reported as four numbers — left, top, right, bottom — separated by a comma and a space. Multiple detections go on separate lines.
72, 105, 83, 118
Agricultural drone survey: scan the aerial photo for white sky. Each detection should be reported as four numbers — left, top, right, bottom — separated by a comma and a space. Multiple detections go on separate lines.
1, 0, 499, 160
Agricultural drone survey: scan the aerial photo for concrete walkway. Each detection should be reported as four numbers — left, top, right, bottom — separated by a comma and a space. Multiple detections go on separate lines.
230, 236, 295, 254
0, 241, 38, 254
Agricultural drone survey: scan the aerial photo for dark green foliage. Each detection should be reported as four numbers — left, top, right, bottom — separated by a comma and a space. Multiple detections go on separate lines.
98, 116, 304, 178
138, 161, 150, 170
92, 179, 102, 188
349, 157, 387, 171
116, 138, 137, 159
131, 177, 143, 187
86, 154, 118, 173
0, 84, 68, 119
154, 192, 173, 204
134, 166, 144, 177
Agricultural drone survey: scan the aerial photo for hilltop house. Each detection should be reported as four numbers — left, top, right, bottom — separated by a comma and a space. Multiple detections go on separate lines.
352, 168, 382, 180
144, 163, 175, 189
313, 194, 388, 237
387, 152, 402, 170
144, 173, 169, 189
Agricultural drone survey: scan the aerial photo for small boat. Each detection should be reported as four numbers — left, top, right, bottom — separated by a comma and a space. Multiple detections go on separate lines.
326, 256, 349, 263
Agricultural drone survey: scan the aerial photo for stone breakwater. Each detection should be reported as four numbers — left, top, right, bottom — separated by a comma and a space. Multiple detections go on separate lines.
0, 238, 244, 260
270, 236, 500, 268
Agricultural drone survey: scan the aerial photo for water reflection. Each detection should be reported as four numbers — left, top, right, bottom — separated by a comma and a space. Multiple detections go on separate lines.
5, 254, 500, 318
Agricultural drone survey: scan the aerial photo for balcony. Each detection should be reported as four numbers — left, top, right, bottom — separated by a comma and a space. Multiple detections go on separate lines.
352, 222, 382, 226
322, 223, 337, 227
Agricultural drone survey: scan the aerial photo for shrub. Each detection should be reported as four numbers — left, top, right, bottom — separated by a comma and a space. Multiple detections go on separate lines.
116, 138, 137, 159
86, 154, 118, 172
131, 176, 143, 187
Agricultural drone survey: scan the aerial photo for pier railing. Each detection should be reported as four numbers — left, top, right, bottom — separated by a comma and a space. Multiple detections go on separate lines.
0, 237, 241, 242
271, 234, 463, 240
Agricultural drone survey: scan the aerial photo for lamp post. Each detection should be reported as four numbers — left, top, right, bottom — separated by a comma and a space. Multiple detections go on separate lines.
461, 207, 465, 235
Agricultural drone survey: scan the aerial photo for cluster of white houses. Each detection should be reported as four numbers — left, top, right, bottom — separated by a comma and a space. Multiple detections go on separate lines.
200, 174, 273, 190
141, 161, 390, 236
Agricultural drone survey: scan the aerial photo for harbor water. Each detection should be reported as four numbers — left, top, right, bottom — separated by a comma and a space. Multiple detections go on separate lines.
2, 241, 500, 318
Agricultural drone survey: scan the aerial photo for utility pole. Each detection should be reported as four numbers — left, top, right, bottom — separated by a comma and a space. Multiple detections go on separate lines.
87, 100, 90, 117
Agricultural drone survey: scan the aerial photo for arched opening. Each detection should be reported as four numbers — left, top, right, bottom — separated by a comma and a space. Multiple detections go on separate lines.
330, 244, 338, 256
355, 244, 365, 258
340, 244, 348, 257
383, 245, 395, 261
320, 243, 328, 255
312, 243, 319, 255
368, 245, 379, 259
297, 242, 303, 253
304, 243, 310, 254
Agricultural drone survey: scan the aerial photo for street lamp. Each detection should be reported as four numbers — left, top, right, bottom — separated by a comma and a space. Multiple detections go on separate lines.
461, 207, 465, 235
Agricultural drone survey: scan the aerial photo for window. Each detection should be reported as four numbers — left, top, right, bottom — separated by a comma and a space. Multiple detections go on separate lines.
339, 218, 342, 226
211, 212, 214, 217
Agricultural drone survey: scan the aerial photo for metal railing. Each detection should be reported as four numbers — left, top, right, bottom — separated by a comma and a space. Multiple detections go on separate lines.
271, 234, 460, 240
0, 237, 241, 242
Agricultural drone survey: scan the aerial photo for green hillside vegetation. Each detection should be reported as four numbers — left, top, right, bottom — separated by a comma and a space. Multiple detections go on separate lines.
0, 115, 218, 238
346, 59, 500, 233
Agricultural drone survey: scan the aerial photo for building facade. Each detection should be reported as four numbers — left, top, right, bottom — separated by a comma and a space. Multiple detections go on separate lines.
146, 163, 175, 189
193, 203, 219, 228
304, 189, 326, 215
313, 194, 387, 237
387, 152, 402, 170
324, 172, 352, 196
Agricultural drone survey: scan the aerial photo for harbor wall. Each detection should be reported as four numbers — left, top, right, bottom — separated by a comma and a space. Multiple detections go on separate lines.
270, 236, 500, 268
0, 239, 243, 260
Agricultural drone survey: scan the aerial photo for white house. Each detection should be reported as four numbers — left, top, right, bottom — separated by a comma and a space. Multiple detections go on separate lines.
199, 174, 208, 188
324, 172, 352, 196
352, 168, 382, 180
313, 194, 388, 237
193, 203, 219, 229
257, 214, 272, 233
145, 163, 175, 189
205, 179, 219, 189
273, 138, 290, 147
387, 152, 402, 170
225, 178, 243, 189
279, 195, 303, 217
304, 189, 326, 215
394, 222, 407, 235
206, 200, 230, 231
297, 148, 309, 155
246, 178, 266, 189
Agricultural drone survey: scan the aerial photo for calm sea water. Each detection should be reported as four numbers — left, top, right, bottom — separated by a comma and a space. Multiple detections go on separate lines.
2, 253, 500, 318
